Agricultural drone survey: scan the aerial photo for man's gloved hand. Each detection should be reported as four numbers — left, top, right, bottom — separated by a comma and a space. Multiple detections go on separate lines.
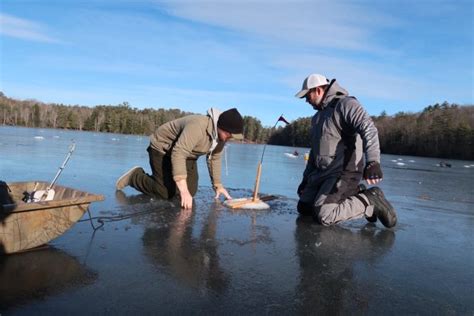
297, 178, 308, 197
363, 161, 383, 185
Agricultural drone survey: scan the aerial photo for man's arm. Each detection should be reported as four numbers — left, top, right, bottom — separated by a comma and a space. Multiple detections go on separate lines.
175, 179, 193, 209
206, 142, 232, 200
342, 98, 382, 184
171, 122, 203, 209
342, 98, 381, 163
207, 142, 224, 189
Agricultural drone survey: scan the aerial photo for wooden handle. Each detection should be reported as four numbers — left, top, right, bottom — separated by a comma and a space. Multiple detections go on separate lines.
227, 198, 253, 209
252, 163, 262, 201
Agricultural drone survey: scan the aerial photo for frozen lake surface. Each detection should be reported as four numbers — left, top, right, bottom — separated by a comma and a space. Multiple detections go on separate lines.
1, 126, 473, 314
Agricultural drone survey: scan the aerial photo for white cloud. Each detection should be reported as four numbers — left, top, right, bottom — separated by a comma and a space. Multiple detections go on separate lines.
275, 54, 416, 98
0, 13, 59, 43
273, 52, 463, 105
157, 0, 401, 53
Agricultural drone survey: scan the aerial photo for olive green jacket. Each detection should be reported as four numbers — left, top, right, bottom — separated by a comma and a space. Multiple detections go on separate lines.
149, 109, 224, 189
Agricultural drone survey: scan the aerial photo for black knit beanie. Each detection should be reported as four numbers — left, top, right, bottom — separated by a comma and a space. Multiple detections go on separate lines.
217, 108, 243, 134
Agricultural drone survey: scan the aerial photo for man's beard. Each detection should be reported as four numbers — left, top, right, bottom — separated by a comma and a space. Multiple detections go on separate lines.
312, 103, 322, 111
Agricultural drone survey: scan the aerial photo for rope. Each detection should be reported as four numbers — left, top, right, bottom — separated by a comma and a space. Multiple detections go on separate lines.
80, 208, 157, 231
81, 207, 158, 264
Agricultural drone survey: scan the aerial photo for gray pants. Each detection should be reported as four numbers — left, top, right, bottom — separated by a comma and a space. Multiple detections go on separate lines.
297, 172, 372, 225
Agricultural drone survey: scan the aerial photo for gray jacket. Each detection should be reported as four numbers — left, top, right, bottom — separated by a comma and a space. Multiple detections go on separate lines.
303, 80, 380, 180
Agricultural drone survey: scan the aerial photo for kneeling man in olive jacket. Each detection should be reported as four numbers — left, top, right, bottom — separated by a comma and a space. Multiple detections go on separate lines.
116, 108, 244, 209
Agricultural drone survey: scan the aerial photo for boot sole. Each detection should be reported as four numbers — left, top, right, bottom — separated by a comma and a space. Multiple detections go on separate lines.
116, 166, 141, 190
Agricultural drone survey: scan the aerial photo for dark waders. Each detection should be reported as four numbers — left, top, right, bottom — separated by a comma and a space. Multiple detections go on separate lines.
129, 146, 198, 199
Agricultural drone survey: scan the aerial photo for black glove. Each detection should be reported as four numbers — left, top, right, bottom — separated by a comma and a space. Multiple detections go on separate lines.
297, 178, 308, 196
363, 161, 383, 180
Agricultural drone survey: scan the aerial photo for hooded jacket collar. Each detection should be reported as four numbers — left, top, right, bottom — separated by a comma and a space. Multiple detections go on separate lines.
207, 107, 222, 152
319, 80, 349, 110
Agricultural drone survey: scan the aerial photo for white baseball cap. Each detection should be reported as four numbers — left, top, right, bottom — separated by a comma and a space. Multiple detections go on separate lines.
295, 74, 329, 98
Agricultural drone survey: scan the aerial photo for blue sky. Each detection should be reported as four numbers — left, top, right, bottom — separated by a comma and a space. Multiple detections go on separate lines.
0, 0, 472, 126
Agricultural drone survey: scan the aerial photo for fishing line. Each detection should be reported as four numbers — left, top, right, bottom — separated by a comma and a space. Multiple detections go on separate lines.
259, 114, 284, 165
224, 144, 228, 176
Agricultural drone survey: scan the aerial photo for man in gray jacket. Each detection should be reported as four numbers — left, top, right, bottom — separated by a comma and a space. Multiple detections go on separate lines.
116, 108, 244, 210
295, 74, 397, 228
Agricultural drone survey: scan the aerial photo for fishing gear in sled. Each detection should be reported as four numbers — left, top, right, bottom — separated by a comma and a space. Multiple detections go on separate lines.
23, 141, 76, 203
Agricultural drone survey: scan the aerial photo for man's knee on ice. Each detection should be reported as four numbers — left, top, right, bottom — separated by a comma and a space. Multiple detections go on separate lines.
314, 204, 336, 226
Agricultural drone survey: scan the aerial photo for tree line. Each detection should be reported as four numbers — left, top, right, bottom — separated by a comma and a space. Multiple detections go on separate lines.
1, 92, 472, 159
374, 103, 474, 160
268, 102, 474, 160
0, 92, 270, 143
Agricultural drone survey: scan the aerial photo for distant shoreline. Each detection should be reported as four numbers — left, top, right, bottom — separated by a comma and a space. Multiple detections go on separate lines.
4, 124, 474, 163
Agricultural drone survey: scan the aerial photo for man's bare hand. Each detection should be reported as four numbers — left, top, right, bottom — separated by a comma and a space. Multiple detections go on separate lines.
214, 186, 232, 200
366, 178, 382, 185
180, 190, 193, 209
176, 179, 193, 209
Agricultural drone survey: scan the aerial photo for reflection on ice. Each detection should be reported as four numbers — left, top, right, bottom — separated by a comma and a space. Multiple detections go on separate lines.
295, 217, 395, 314
142, 205, 230, 293
0, 247, 97, 310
